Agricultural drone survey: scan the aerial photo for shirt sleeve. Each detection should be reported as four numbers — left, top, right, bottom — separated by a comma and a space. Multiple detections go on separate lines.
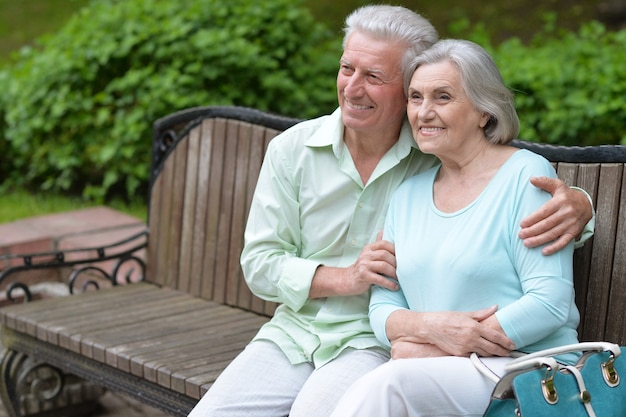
240, 137, 320, 312
496, 157, 576, 349
571, 186, 595, 249
496, 272, 574, 349
368, 195, 408, 347
369, 285, 409, 347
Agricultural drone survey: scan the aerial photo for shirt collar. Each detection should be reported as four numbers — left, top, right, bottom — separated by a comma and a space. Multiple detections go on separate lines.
305, 107, 418, 160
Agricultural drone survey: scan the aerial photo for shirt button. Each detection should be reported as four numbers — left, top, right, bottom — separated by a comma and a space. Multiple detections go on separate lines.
351, 239, 357, 246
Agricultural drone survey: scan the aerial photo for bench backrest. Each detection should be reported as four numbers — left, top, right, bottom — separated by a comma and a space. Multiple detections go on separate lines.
148, 106, 626, 345
148, 107, 298, 316
513, 141, 626, 344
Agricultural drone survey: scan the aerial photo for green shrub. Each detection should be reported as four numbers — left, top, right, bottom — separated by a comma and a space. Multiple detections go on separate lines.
491, 19, 626, 146
1, 5, 625, 204
0, 0, 340, 201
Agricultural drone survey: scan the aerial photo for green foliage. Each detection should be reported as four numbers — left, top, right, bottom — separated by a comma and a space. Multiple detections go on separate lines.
1, 3, 625, 204
485, 19, 626, 146
0, 0, 339, 201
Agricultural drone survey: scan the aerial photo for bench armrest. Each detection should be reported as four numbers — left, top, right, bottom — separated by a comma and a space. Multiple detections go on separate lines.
0, 229, 148, 302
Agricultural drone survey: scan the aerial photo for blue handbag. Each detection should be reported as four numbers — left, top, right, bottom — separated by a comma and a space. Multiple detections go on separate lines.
473, 342, 626, 417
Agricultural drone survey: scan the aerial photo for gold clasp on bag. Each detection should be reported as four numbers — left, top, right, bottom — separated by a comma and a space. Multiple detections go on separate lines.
580, 390, 591, 403
602, 356, 620, 387
541, 365, 558, 404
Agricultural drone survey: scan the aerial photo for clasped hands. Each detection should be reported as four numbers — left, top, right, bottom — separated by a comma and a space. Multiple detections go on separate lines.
387, 306, 515, 360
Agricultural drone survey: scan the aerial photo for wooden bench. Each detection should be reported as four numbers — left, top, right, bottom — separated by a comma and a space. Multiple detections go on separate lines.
0, 106, 625, 417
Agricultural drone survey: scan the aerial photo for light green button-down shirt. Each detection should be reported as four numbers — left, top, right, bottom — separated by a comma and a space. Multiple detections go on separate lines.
240, 108, 439, 367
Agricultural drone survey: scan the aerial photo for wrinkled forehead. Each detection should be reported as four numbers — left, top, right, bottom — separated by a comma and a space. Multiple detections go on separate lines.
342, 32, 404, 74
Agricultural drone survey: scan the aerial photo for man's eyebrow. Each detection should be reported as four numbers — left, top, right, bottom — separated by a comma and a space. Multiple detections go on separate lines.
339, 58, 384, 73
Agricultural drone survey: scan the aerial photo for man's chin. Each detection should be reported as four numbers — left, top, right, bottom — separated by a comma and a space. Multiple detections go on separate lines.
341, 112, 372, 130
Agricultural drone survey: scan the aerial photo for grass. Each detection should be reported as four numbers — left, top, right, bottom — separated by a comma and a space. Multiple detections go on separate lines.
0, 189, 147, 224
0, 0, 90, 66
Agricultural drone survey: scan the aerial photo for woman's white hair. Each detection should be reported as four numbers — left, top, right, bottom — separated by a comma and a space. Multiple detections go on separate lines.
405, 39, 519, 144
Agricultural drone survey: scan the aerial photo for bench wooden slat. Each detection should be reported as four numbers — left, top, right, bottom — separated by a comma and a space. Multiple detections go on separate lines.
87, 301, 218, 363
188, 120, 214, 297
149, 137, 176, 288
603, 166, 626, 343
156, 323, 265, 391
555, 163, 596, 323
212, 119, 240, 306
199, 118, 227, 302
226, 121, 254, 309
582, 164, 624, 342
126, 314, 267, 378
178, 124, 203, 293
6, 286, 175, 340
108, 304, 228, 370
61, 293, 204, 355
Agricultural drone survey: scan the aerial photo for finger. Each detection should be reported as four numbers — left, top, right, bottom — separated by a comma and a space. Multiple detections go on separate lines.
472, 333, 514, 356
521, 226, 560, 248
529, 176, 561, 194
541, 233, 576, 256
521, 216, 577, 249
519, 204, 560, 233
376, 230, 384, 242
520, 177, 564, 230
475, 341, 512, 357
469, 305, 498, 322
372, 274, 399, 291
370, 236, 396, 254
370, 259, 397, 279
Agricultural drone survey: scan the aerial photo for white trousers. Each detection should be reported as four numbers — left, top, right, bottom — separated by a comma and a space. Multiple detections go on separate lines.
187, 340, 390, 417
329, 356, 511, 417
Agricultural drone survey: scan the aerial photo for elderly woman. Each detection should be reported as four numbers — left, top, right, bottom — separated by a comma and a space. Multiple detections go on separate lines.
328, 39, 580, 417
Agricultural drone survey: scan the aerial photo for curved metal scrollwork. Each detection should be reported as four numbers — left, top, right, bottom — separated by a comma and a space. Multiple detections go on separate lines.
0, 349, 106, 417
0, 350, 64, 415
5, 282, 33, 303
0, 229, 148, 304
18, 362, 64, 402
67, 254, 146, 294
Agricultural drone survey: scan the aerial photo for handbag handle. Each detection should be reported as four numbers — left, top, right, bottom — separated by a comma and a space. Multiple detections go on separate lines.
470, 353, 559, 383
506, 342, 621, 370
504, 355, 560, 374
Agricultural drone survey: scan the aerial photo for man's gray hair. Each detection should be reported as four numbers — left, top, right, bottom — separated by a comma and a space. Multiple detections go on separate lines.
343, 5, 438, 84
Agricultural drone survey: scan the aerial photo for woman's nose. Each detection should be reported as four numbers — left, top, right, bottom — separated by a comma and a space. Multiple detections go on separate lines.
418, 100, 434, 119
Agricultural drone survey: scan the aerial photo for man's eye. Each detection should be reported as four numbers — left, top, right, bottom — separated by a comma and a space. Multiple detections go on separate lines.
368, 74, 384, 85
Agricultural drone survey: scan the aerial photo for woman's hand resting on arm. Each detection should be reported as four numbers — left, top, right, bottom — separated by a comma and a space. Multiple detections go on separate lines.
387, 306, 515, 360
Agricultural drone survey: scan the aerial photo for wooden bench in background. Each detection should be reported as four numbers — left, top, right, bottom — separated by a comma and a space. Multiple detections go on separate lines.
0, 106, 625, 417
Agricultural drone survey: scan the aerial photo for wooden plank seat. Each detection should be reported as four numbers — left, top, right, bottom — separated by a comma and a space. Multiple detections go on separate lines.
0, 105, 625, 417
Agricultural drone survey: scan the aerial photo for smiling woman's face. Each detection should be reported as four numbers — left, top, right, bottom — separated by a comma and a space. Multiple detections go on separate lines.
406, 60, 489, 156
